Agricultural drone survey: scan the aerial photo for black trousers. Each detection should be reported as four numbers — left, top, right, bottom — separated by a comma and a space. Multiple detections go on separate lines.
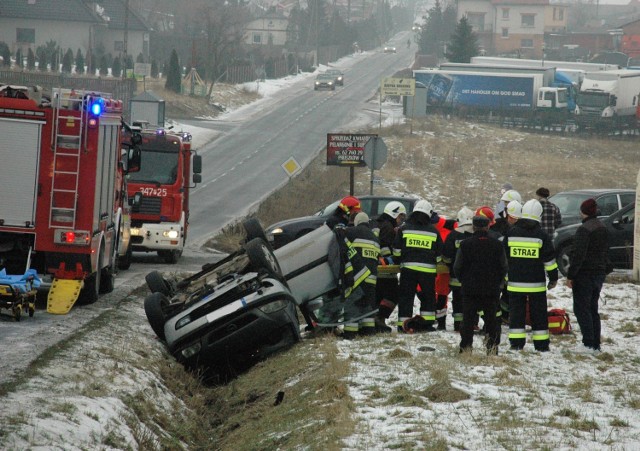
398, 268, 435, 322
509, 292, 549, 351
460, 292, 500, 353
572, 273, 606, 350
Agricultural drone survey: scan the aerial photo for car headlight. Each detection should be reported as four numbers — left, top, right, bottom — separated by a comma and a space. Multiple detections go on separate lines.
163, 230, 179, 239
259, 299, 288, 314
175, 314, 192, 330
270, 227, 284, 235
328, 82, 333, 85
315, 82, 320, 85
181, 342, 201, 359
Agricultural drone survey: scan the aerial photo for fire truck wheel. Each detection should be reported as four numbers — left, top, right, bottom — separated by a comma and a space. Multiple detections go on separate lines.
144, 292, 169, 341
79, 273, 100, 305
245, 238, 284, 280
118, 246, 133, 270
145, 270, 174, 297
99, 267, 115, 294
243, 218, 268, 243
158, 250, 181, 264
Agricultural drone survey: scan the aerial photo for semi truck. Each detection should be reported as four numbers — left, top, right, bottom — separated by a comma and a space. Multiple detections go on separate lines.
470, 56, 620, 74
0, 85, 141, 313
438, 62, 577, 111
126, 126, 202, 264
412, 69, 569, 121
574, 69, 640, 129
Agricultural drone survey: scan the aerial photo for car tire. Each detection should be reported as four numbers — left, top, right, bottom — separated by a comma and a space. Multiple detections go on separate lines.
144, 292, 169, 340
243, 218, 268, 243
557, 243, 573, 277
145, 270, 174, 296
245, 238, 283, 279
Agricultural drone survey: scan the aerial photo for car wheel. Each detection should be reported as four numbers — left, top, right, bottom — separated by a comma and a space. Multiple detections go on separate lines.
245, 238, 283, 279
557, 243, 573, 277
243, 218, 268, 243
145, 270, 174, 296
144, 292, 169, 340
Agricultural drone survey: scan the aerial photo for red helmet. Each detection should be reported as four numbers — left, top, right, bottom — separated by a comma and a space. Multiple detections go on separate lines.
474, 206, 495, 225
339, 196, 361, 214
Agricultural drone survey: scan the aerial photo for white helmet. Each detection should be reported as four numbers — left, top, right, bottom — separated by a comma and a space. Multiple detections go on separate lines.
383, 201, 407, 219
501, 189, 522, 203
521, 199, 543, 222
413, 199, 433, 215
456, 206, 474, 226
354, 212, 370, 226
506, 200, 522, 218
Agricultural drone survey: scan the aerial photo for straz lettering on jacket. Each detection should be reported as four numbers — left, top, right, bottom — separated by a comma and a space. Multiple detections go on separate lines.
508, 238, 542, 259
404, 231, 436, 249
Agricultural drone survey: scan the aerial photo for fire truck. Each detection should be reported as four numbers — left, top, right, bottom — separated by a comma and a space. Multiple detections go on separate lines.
126, 126, 202, 263
0, 85, 140, 314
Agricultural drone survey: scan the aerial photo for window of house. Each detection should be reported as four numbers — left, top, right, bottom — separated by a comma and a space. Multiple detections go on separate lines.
253, 33, 262, 44
466, 13, 485, 31
521, 39, 533, 48
502, 8, 509, 19
16, 28, 35, 44
521, 14, 535, 27
114, 41, 124, 51
502, 28, 509, 38
553, 8, 564, 20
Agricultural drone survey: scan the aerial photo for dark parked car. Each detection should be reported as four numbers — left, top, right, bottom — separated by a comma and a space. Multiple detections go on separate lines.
553, 203, 635, 276
314, 73, 336, 91
549, 189, 635, 228
324, 69, 344, 86
266, 195, 418, 249
383, 46, 397, 53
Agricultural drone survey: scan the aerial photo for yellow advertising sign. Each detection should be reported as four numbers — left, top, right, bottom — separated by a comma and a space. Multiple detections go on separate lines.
381, 77, 416, 96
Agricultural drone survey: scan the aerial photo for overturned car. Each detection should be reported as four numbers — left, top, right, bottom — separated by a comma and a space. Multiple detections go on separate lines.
143, 219, 374, 376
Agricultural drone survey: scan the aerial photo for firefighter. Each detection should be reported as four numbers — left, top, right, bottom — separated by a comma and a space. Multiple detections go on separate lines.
326, 195, 361, 230
393, 200, 443, 333
504, 199, 558, 352
343, 212, 380, 337
491, 190, 521, 236
431, 209, 458, 330
442, 207, 474, 332
374, 201, 407, 332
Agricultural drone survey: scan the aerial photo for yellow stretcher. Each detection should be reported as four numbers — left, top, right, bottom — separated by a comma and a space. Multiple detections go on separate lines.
47, 279, 83, 315
0, 269, 40, 321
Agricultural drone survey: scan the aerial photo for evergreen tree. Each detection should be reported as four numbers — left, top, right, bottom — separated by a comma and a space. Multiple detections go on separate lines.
445, 17, 479, 63
136, 53, 144, 63
125, 54, 133, 71
165, 49, 181, 93
75, 49, 85, 74
0, 42, 11, 67
36, 46, 48, 71
62, 48, 74, 72
112, 56, 122, 77
418, 0, 457, 57
15, 48, 23, 68
150, 59, 158, 78
27, 48, 35, 70
99, 54, 108, 76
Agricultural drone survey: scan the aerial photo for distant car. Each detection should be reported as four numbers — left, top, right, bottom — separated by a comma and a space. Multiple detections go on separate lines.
553, 203, 635, 276
384, 46, 397, 53
324, 69, 344, 86
549, 189, 635, 228
314, 73, 336, 91
266, 195, 419, 249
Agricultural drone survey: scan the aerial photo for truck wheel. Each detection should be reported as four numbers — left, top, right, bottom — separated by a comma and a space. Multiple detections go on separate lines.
144, 292, 169, 340
79, 272, 100, 304
245, 238, 283, 279
243, 218, 268, 243
99, 266, 115, 294
557, 243, 573, 278
145, 270, 174, 297
118, 245, 132, 270
158, 249, 181, 264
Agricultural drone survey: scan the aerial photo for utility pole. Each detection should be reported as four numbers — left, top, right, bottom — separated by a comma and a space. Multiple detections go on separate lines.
123, 0, 129, 78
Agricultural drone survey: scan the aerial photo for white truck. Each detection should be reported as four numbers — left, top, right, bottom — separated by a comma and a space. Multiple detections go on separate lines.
574, 69, 640, 130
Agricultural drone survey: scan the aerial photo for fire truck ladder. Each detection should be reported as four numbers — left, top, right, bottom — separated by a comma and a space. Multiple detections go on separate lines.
49, 88, 86, 228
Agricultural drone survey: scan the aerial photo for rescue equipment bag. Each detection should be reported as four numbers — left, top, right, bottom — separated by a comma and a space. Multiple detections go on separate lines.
548, 308, 572, 334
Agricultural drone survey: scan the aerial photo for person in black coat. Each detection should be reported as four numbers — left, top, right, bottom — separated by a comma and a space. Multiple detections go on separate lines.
454, 216, 508, 355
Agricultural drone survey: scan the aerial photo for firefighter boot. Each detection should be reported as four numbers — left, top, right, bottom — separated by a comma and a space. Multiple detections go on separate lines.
403, 315, 436, 334
374, 315, 392, 333
437, 316, 447, 331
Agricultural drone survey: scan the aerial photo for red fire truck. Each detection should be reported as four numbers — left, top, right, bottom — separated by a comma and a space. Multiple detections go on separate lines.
0, 86, 140, 314
126, 126, 202, 263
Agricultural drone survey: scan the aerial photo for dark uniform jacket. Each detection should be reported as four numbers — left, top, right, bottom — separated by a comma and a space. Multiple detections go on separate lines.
393, 215, 442, 274
453, 230, 508, 296
344, 223, 380, 285
503, 219, 558, 293
567, 216, 608, 279
442, 229, 473, 287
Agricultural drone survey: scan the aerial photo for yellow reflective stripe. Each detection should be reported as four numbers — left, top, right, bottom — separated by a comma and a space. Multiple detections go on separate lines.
508, 237, 542, 246
509, 329, 527, 339
507, 285, 547, 293
450, 278, 461, 287
532, 330, 549, 341
548, 321, 560, 328
495, 310, 502, 317
402, 264, 436, 273
545, 262, 558, 271
393, 250, 401, 257
353, 268, 370, 286
421, 314, 435, 321
344, 323, 359, 332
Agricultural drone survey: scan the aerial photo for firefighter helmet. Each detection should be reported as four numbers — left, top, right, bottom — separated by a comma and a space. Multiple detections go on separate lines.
338, 196, 361, 214
506, 200, 522, 218
456, 206, 474, 226
383, 201, 407, 219
521, 199, 543, 222
413, 200, 433, 215
501, 189, 522, 203
474, 206, 495, 225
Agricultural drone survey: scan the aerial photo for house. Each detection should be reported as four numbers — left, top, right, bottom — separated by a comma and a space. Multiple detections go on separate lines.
244, 12, 288, 47
0, 0, 149, 64
458, 0, 549, 58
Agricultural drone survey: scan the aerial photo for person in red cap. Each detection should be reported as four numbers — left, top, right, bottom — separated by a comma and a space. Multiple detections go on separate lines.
565, 198, 609, 355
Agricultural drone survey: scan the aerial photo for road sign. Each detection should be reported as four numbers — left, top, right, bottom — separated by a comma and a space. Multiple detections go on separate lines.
281, 157, 302, 177
326, 133, 376, 167
381, 77, 416, 96
363, 136, 388, 170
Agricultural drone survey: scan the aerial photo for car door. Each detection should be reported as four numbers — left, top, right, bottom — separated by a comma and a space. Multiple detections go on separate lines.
608, 205, 635, 268
596, 194, 620, 217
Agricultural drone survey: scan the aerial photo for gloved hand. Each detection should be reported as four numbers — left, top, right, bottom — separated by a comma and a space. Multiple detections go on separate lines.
547, 280, 557, 290
430, 211, 440, 224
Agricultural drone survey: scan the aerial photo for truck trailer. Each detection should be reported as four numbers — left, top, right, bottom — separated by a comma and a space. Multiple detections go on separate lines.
0, 86, 141, 313
411, 69, 568, 120
574, 69, 640, 129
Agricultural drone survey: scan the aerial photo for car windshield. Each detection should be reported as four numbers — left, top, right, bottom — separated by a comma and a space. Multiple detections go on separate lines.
317, 74, 334, 80
326, 70, 342, 75
549, 193, 592, 217
128, 142, 180, 185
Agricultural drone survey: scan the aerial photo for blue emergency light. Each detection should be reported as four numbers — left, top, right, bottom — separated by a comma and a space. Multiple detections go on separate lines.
90, 98, 104, 116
